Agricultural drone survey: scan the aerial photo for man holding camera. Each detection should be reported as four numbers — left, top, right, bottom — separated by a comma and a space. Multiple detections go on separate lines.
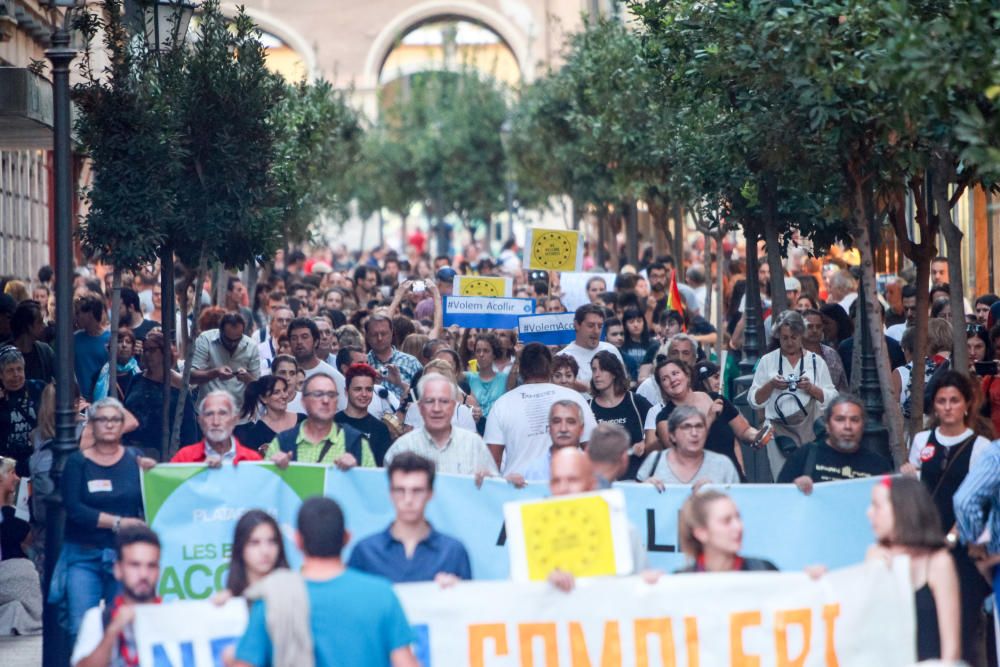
748, 311, 837, 481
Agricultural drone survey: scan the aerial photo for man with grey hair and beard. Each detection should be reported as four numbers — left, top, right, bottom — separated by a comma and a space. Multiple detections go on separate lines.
170, 390, 263, 465
776, 394, 893, 494
520, 400, 587, 483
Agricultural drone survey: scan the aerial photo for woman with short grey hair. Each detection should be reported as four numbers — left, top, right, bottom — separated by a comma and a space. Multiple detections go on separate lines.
637, 404, 740, 487
748, 310, 837, 480
0, 345, 45, 474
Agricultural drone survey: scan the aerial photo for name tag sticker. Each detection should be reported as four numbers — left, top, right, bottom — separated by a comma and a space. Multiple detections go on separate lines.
88, 479, 113, 493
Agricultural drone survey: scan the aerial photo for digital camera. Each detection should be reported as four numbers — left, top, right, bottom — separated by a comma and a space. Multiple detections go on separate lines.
785, 373, 799, 392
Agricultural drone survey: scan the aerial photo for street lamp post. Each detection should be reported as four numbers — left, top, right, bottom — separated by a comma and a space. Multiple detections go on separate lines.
41, 3, 197, 663
857, 279, 891, 460
42, 5, 79, 664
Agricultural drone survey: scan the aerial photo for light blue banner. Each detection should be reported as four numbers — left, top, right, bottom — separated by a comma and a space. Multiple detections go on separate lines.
517, 312, 576, 345
325, 469, 548, 580
326, 469, 879, 576
144, 465, 879, 591
443, 295, 535, 329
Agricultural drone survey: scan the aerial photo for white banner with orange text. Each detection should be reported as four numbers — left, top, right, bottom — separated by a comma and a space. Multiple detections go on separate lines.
396, 560, 915, 667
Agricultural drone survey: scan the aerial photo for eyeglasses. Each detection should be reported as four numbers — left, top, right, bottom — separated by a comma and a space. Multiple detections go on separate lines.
419, 398, 454, 407
676, 422, 706, 432
91, 416, 124, 425
303, 391, 338, 400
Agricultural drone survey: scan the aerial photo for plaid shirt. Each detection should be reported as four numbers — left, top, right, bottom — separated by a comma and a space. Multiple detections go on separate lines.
368, 348, 421, 399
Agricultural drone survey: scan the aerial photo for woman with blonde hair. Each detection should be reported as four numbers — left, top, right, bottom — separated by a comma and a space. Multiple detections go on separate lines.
676, 490, 778, 573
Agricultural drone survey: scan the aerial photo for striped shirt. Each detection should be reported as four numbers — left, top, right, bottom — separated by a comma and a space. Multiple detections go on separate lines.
954, 440, 1000, 554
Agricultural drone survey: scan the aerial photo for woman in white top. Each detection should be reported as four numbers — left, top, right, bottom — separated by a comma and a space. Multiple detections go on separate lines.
638, 405, 740, 487
748, 311, 837, 480
901, 369, 992, 663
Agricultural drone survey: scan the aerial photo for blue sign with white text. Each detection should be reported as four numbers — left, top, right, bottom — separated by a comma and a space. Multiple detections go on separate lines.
518, 312, 576, 345
443, 295, 535, 329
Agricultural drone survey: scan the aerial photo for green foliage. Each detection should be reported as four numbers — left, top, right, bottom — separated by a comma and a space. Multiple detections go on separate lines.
75, 0, 363, 272
361, 70, 509, 235
73, 0, 175, 270
628, 0, 848, 251
170, 0, 286, 268
273, 80, 364, 241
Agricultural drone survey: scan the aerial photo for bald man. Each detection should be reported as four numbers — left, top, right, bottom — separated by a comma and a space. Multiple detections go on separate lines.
586, 423, 631, 488
546, 449, 650, 592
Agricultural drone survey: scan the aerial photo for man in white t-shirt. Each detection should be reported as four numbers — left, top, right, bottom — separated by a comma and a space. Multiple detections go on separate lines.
556, 303, 624, 392
72, 526, 161, 667
485, 343, 597, 475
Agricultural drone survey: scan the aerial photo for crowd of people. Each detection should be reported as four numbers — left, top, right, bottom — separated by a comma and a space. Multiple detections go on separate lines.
0, 240, 999, 665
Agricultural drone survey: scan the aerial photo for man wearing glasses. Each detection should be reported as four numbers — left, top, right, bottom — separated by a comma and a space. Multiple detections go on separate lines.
348, 452, 471, 584
383, 374, 497, 477
269, 373, 374, 469
190, 313, 260, 411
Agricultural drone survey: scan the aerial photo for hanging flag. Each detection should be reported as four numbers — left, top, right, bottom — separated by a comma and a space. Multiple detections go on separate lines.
667, 269, 686, 331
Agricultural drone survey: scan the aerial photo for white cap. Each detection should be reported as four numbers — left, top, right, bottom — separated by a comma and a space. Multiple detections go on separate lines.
784, 276, 801, 292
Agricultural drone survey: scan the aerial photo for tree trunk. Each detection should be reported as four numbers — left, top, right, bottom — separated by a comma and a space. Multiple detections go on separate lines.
909, 257, 932, 435
760, 177, 788, 316
887, 176, 938, 437
214, 265, 227, 307
596, 208, 608, 270
671, 203, 684, 280
624, 199, 639, 267
715, 234, 726, 363
170, 255, 210, 456
932, 168, 969, 373
107, 269, 122, 400
849, 166, 906, 464
399, 213, 408, 254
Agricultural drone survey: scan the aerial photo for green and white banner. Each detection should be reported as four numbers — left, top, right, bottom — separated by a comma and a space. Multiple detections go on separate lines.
141, 462, 325, 601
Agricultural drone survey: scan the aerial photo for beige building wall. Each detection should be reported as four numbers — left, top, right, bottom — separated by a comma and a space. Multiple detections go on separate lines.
227, 0, 593, 118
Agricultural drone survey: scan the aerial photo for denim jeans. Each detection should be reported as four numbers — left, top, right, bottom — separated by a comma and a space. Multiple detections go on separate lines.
55, 541, 120, 639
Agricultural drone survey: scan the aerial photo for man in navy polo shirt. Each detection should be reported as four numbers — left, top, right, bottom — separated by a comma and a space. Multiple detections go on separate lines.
348, 452, 471, 584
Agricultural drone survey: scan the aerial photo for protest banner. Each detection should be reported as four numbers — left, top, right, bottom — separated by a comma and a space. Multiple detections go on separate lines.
454, 275, 513, 298
525, 227, 584, 272
559, 271, 617, 312
134, 598, 247, 667
323, 470, 879, 577
325, 469, 549, 580
504, 490, 634, 581
147, 467, 880, 585
443, 295, 536, 329
517, 312, 576, 345
142, 462, 325, 600
396, 560, 915, 666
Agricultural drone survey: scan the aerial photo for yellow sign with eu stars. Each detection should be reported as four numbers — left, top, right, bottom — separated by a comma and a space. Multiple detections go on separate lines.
525, 227, 584, 272
453, 275, 512, 298
503, 489, 634, 582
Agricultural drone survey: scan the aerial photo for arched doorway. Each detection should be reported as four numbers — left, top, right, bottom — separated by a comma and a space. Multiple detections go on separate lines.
377, 17, 520, 113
